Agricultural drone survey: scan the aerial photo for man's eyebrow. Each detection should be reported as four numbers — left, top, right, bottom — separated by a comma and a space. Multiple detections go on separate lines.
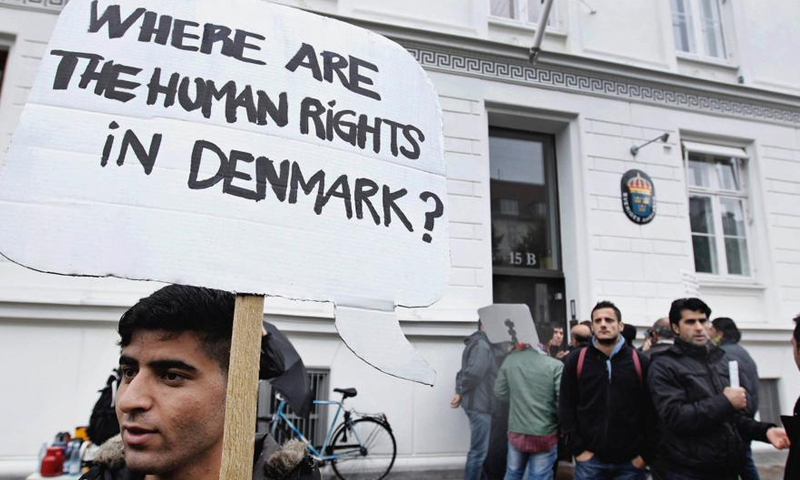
119, 355, 137, 366
148, 359, 199, 373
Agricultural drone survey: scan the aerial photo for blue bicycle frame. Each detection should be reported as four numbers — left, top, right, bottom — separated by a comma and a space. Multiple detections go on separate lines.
270, 397, 365, 462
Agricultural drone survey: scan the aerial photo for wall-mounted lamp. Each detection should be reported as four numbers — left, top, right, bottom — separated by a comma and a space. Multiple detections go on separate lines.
630, 133, 669, 156
570, 299, 576, 321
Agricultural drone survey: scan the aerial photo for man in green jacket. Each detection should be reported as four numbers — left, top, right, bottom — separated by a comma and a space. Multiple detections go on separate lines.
494, 344, 563, 480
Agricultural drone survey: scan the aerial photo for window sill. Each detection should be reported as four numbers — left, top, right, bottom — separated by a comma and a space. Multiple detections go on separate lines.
696, 276, 765, 290
488, 17, 567, 38
675, 51, 739, 71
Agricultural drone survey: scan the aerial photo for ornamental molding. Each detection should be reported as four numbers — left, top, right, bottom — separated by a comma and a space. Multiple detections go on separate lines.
401, 41, 800, 127
0, 0, 67, 13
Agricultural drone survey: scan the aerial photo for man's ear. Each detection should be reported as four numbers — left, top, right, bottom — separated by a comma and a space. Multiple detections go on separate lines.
671, 323, 680, 336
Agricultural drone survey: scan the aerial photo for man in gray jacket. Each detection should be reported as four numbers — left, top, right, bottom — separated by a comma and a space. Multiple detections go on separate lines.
710, 317, 761, 480
452, 322, 498, 480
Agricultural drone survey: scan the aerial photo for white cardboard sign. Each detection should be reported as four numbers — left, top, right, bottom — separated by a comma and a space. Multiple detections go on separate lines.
0, 0, 449, 384
478, 304, 540, 347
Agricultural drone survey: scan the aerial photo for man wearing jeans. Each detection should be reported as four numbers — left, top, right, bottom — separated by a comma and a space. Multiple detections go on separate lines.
494, 344, 563, 480
559, 301, 655, 480
452, 322, 498, 480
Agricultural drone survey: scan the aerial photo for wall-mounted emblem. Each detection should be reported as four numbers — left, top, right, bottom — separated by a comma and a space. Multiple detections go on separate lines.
621, 169, 656, 224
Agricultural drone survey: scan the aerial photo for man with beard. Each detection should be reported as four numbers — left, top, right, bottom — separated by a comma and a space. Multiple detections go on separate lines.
558, 301, 655, 480
79, 284, 317, 480
648, 297, 789, 480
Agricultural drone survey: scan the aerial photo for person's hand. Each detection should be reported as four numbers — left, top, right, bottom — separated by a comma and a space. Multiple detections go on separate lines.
631, 456, 646, 469
723, 386, 747, 410
641, 338, 652, 352
556, 350, 569, 360
450, 394, 461, 408
766, 427, 791, 450
575, 451, 594, 462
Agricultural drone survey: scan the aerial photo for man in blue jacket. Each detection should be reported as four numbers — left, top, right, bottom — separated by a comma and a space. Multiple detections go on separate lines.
452, 321, 498, 480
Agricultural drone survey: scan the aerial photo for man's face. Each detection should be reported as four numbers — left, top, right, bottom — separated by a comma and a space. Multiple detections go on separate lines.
672, 310, 710, 346
116, 330, 227, 477
550, 327, 564, 346
708, 325, 722, 344
591, 308, 621, 345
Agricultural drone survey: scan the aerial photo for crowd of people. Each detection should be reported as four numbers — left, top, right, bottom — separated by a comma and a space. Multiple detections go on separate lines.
452, 298, 800, 480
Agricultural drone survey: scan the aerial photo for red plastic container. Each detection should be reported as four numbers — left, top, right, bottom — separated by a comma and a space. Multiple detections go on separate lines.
40, 446, 65, 477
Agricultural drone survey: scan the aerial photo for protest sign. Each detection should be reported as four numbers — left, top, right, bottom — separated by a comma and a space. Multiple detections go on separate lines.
478, 304, 540, 347
0, 1, 449, 477
0, 0, 448, 383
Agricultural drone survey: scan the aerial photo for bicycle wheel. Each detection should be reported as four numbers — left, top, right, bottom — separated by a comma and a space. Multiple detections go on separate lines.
330, 418, 396, 480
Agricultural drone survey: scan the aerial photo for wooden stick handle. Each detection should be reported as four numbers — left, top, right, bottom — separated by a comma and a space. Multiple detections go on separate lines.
220, 294, 265, 480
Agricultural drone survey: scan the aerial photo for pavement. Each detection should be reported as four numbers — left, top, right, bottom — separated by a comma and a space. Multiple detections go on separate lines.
386, 450, 790, 480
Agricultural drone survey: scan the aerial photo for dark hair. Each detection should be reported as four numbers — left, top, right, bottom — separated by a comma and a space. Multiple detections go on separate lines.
668, 298, 711, 326
591, 301, 621, 323
712, 317, 741, 343
652, 317, 674, 339
793, 314, 800, 345
621, 324, 636, 346
118, 285, 235, 372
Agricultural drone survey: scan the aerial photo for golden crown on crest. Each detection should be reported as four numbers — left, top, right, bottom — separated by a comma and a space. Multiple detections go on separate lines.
627, 173, 652, 195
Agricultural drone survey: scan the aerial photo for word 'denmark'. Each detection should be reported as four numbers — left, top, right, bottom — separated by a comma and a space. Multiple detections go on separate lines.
101, 121, 162, 174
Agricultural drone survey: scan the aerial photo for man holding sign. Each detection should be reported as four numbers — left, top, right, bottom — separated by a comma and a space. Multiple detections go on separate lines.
648, 298, 789, 480
80, 284, 317, 480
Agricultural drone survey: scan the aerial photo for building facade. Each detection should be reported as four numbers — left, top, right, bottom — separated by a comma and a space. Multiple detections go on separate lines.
1, 0, 799, 477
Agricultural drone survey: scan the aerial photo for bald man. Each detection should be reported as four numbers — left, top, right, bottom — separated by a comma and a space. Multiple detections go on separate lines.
556, 324, 592, 360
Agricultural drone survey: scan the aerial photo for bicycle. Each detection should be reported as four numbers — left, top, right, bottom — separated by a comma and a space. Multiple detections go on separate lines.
270, 387, 397, 480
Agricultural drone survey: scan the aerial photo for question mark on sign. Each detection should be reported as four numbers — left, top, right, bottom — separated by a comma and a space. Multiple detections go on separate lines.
419, 191, 444, 243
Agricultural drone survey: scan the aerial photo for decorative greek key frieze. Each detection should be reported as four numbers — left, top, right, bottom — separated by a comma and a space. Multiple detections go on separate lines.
405, 43, 800, 126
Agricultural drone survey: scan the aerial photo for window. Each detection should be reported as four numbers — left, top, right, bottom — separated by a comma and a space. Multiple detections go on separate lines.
490, 0, 554, 25
257, 368, 329, 446
670, 0, 727, 59
0, 47, 7, 98
684, 142, 750, 277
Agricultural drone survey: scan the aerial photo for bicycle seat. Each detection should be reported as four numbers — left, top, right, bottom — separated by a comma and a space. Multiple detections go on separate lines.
334, 387, 358, 398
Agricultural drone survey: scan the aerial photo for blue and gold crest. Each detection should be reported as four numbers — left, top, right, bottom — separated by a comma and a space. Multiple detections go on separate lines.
621, 169, 656, 224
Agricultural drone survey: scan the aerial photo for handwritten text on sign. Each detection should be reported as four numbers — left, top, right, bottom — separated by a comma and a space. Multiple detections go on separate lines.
0, 0, 449, 307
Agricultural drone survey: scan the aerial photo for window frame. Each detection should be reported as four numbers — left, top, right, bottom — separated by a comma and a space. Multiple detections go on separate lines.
683, 143, 755, 281
489, 0, 558, 29
670, 0, 728, 61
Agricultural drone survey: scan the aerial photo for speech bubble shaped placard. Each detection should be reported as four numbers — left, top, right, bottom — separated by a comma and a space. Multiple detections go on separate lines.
479, 304, 540, 347
0, 0, 449, 384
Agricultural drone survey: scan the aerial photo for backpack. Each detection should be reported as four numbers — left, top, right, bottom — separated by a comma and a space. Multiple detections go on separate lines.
87, 369, 121, 445
577, 347, 642, 384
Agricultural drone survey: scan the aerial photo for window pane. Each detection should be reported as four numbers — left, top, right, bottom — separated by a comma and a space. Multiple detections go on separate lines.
490, 129, 560, 271
527, 0, 540, 22
671, 0, 695, 53
689, 196, 715, 234
692, 235, 718, 273
491, 0, 514, 18
699, 0, 726, 58
720, 197, 746, 237
688, 154, 712, 187
716, 158, 740, 190
725, 237, 750, 275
